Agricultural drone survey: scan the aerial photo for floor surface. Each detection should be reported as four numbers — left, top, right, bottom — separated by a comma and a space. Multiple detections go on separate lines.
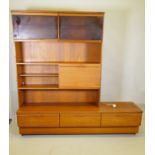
10, 105, 145, 155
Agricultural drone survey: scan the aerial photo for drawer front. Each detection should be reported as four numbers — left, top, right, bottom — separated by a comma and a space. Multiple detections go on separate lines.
101, 113, 142, 127
60, 113, 100, 127
17, 113, 59, 127
59, 64, 101, 88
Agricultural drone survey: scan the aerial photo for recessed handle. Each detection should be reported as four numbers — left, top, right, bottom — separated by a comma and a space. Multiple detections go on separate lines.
13, 34, 17, 38
16, 16, 21, 25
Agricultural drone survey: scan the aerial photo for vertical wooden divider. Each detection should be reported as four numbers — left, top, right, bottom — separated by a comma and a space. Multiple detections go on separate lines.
57, 15, 60, 39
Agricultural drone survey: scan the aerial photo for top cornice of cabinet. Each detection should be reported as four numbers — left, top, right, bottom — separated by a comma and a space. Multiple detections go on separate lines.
11, 10, 105, 16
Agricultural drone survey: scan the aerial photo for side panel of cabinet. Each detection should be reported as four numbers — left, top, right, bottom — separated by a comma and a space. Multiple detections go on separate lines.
59, 64, 101, 88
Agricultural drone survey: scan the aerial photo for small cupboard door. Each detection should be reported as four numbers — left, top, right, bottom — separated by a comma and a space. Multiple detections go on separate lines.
59, 64, 101, 88
12, 15, 58, 39
60, 16, 103, 40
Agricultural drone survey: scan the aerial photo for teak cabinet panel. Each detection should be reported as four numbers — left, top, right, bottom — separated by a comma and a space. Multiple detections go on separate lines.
19, 127, 139, 134
22, 76, 58, 85
101, 113, 142, 127
16, 41, 101, 63
13, 15, 57, 39
60, 113, 100, 127
12, 11, 142, 135
59, 64, 101, 88
17, 113, 59, 127
23, 90, 99, 104
17, 64, 59, 74
16, 102, 142, 134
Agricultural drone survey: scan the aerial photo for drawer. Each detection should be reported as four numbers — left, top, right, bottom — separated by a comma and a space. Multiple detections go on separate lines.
59, 64, 101, 88
101, 113, 142, 127
60, 113, 100, 127
17, 113, 59, 127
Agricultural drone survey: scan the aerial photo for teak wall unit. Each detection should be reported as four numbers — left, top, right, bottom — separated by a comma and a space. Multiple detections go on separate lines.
11, 10, 142, 135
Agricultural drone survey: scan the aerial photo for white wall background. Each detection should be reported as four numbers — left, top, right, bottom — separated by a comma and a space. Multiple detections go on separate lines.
9, 0, 145, 116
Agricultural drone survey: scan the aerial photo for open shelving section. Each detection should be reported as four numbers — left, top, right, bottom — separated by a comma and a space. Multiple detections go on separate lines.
12, 10, 142, 135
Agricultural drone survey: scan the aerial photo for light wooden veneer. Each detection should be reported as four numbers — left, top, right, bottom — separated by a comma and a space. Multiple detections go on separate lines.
12, 10, 143, 135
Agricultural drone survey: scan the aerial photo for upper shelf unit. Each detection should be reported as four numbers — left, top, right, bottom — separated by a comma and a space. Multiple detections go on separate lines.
12, 11, 104, 41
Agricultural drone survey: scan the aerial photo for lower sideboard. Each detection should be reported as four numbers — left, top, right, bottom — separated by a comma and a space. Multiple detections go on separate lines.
17, 102, 143, 135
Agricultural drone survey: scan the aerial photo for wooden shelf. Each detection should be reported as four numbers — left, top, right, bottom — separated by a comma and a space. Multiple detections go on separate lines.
18, 104, 99, 113
16, 62, 100, 65
11, 10, 104, 16
17, 102, 142, 113
18, 85, 100, 90
59, 39, 102, 43
22, 102, 97, 107
14, 39, 58, 42
14, 39, 102, 43
19, 73, 58, 77
18, 84, 59, 90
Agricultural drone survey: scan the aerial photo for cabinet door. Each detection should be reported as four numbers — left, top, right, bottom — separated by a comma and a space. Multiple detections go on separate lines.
60, 16, 103, 40
59, 64, 101, 88
12, 15, 57, 39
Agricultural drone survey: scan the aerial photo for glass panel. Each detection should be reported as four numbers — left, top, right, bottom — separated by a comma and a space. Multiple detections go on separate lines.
12, 15, 57, 39
60, 16, 103, 40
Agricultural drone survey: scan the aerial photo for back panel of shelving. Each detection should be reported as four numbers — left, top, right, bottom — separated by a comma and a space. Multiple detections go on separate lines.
19, 90, 99, 105
15, 41, 101, 63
